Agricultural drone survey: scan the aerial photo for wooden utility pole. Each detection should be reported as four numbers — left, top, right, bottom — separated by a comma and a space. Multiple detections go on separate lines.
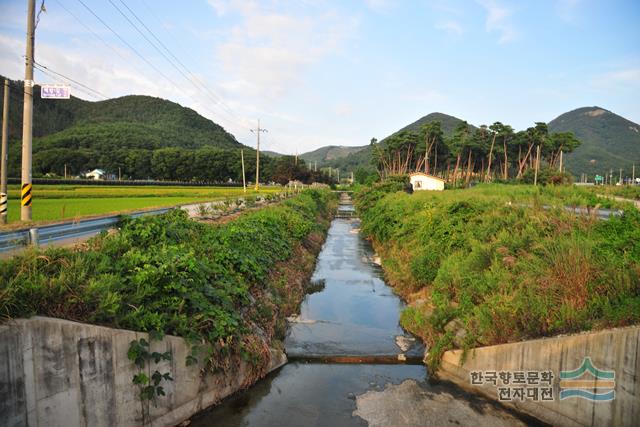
533, 145, 541, 186
240, 149, 246, 193
1, 79, 9, 224
250, 120, 267, 191
64, 163, 67, 179
21, 0, 35, 221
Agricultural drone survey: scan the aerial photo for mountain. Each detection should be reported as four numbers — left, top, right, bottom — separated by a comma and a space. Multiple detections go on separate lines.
0, 76, 241, 177
380, 112, 476, 142
299, 145, 368, 165
262, 150, 285, 158
548, 107, 640, 177
308, 112, 472, 173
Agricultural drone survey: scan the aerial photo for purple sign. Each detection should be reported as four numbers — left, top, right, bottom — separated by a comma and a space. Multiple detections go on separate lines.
41, 85, 71, 99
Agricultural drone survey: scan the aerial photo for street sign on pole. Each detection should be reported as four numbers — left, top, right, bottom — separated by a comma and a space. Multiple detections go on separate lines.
41, 84, 70, 99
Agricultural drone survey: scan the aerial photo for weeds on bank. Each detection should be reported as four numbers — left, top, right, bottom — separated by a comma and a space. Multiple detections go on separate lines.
355, 183, 640, 371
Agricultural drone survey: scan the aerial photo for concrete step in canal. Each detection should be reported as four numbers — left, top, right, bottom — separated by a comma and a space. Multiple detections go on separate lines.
190, 195, 536, 427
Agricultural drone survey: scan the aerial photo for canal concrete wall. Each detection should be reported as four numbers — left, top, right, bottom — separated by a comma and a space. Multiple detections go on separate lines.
0, 316, 287, 427
437, 325, 640, 427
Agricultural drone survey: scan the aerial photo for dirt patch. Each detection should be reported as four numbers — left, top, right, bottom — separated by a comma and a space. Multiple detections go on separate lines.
354, 379, 529, 427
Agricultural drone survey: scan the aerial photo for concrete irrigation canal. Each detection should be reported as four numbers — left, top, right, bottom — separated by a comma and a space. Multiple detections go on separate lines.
190, 193, 531, 426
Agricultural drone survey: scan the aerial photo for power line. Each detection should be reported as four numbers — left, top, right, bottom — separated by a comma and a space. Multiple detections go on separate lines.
34, 65, 103, 100
33, 60, 108, 99
109, 0, 249, 131
75, 0, 250, 133
136, 0, 245, 122
75, 0, 183, 94
51, 0, 144, 71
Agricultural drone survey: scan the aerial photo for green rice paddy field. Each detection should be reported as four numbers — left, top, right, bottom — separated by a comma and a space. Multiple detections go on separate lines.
2, 184, 282, 225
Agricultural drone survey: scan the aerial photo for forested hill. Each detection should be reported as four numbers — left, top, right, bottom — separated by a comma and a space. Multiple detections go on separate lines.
0, 76, 241, 178
549, 107, 640, 176
299, 145, 368, 165
302, 112, 471, 173
380, 112, 475, 142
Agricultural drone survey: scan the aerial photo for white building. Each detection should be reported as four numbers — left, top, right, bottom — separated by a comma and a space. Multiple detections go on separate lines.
85, 169, 106, 180
409, 172, 445, 191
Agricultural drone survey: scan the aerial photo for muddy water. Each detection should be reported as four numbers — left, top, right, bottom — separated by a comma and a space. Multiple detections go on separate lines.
191, 198, 533, 427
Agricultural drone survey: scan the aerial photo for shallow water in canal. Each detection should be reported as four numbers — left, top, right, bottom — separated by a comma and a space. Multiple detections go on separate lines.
191, 200, 533, 427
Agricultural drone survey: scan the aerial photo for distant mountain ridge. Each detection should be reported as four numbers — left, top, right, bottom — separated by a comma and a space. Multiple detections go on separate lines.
303, 108, 640, 177
548, 106, 640, 176
299, 112, 471, 172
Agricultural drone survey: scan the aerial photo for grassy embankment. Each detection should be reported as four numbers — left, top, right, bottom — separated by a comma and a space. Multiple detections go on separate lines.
2, 184, 282, 224
0, 189, 335, 374
355, 182, 640, 370
587, 184, 640, 201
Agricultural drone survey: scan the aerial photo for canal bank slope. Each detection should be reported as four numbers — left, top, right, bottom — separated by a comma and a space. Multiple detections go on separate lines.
0, 191, 335, 426
353, 182, 640, 426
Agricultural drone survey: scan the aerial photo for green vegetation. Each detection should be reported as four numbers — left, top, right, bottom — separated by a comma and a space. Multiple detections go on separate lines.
0, 190, 334, 367
588, 185, 640, 201
0, 185, 282, 224
374, 120, 580, 184
355, 183, 640, 370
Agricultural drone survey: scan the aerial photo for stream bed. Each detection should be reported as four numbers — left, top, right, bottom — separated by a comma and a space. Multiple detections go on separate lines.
190, 198, 535, 427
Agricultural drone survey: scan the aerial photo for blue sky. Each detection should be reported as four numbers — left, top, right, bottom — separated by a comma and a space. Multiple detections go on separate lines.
0, 0, 639, 154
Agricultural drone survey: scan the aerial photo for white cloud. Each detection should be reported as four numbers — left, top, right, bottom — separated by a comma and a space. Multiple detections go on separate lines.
211, 2, 357, 100
476, 0, 517, 44
435, 20, 464, 36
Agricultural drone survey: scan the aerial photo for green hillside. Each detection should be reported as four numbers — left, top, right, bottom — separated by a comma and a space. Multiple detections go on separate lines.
548, 107, 640, 177
311, 112, 472, 173
299, 145, 367, 165
381, 112, 476, 142
0, 76, 240, 178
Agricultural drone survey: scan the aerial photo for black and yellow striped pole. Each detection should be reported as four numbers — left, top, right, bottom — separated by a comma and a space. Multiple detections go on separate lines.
21, 183, 32, 209
0, 192, 7, 223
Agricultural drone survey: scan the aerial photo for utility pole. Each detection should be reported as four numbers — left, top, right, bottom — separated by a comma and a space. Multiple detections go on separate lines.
619, 168, 623, 185
240, 148, 246, 193
314, 161, 317, 172
118, 167, 121, 181
1, 79, 9, 224
533, 145, 541, 186
250, 120, 267, 191
64, 163, 67, 179
633, 164, 635, 183
21, 0, 35, 221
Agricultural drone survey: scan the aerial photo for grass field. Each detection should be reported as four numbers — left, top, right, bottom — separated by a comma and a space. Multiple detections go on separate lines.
2, 185, 282, 226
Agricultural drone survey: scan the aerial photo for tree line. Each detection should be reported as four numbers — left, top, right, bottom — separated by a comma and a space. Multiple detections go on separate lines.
373, 121, 581, 184
5, 144, 332, 185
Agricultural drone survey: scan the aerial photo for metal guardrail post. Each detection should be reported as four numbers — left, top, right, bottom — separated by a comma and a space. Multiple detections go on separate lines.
29, 228, 38, 246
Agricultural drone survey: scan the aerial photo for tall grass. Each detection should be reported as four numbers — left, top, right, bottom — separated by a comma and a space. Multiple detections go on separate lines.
355, 184, 640, 370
